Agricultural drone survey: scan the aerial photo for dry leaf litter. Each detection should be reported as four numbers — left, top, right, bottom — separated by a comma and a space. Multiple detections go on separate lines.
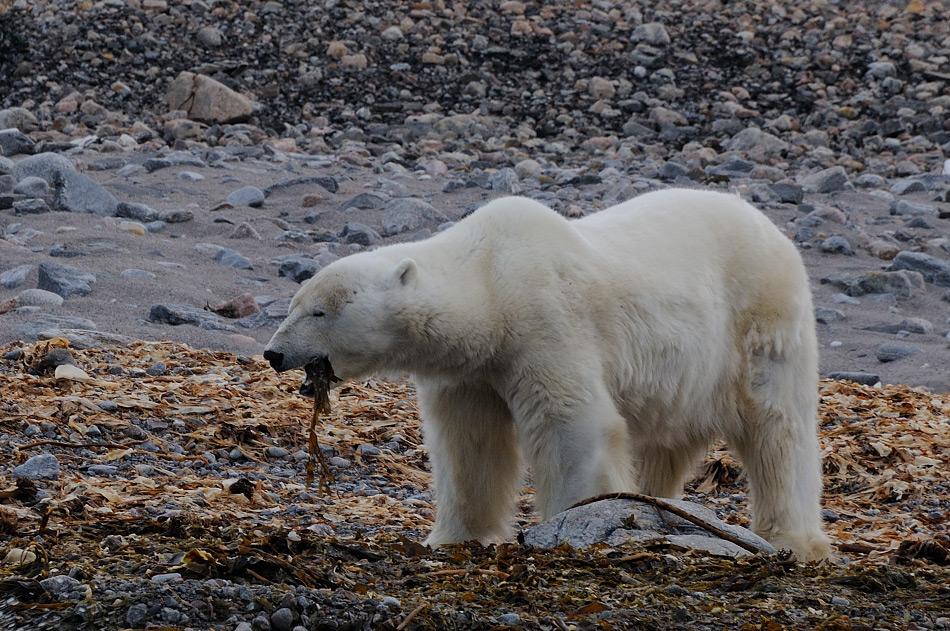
0, 341, 946, 630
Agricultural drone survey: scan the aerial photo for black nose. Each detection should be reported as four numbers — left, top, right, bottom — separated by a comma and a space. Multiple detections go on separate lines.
263, 350, 284, 372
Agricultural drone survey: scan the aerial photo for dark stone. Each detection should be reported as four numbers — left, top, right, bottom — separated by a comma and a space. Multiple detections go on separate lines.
827, 371, 880, 386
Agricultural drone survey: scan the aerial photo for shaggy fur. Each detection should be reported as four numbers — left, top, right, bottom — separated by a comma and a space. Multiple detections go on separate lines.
265, 189, 832, 561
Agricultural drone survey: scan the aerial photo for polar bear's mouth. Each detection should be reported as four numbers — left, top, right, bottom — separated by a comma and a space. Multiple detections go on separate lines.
298, 356, 339, 397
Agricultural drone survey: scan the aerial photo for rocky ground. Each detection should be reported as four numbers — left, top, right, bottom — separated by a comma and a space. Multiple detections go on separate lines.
0, 0, 949, 628
0, 342, 947, 630
1, 0, 949, 390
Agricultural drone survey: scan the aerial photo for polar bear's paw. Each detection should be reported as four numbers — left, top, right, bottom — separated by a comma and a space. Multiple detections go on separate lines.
769, 531, 833, 562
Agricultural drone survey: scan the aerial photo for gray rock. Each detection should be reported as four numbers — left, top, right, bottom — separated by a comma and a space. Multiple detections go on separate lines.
126, 603, 149, 627
514, 159, 542, 179
13, 175, 49, 197
497, 613, 521, 626
150, 573, 182, 584
230, 222, 262, 240
800, 166, 849, 194
148, 304, 236, 331
0, 156, 13, 175
87, 464, 118, 476
821, 270, 924, 299
890, 199, 937, 217
271, 608, 295, 631
815, 307, 845, 324
771, 182, 804, 204
522, 498, 774, 558
867, 61, 897, 79
0, 173, 11, 192
146, 362, 166, 377
177, 170, 205, 181
197, 25, 223, 48
0, 107, 39, 132
277, 255, 321, 283
117, 163, 146, 178
37, 328, 134, 349
116, 202, 160, 222
15, 314, 98, 340
215, 247, 254, 270
227, 185, 266, 207
854, 174, 886, 188
166, 72, 253, 124
0, 128, 34, 156
877, 343, 919, 363
341, 192, 387, 210
13, 198, 50, 214
13, 152, 75, 183
890, 179, 926, 195
631, 22, 671, 45
16, 288, 64, 308
488, 168, 521, 193
53, 170, 119, 215
13, 453, 60, 480
820, 236, 854, 255
659, 161, 689, 180
827, 371, 880, 386
264, 175, 339, 196
381, 198, 447, 236
0, 264, 32, 289
727, 126, 787, 155
143, 151, 208, 172
161, 208, 194, 223
120, 268, 156, 280
865, 318, 934, 335
339, 222, 380, 246
705, 156, 754, 179
39, 575, 84, 600
266, 446, 290, 459
38, 262, 97, 298
887, 251, 950, 287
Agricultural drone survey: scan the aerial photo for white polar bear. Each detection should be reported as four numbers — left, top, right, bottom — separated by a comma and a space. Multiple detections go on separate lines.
264, 189, 831, 561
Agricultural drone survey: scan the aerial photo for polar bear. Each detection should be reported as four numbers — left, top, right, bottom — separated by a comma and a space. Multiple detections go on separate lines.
264, 189, 831, 561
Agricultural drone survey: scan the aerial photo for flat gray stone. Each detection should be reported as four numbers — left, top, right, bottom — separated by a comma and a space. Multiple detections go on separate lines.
381, 198, 448, 236
13, 175, 49, 197
226, 185, 265, 207
38, 262, 96, 298
877, 343, 919, 363
800, 166, 849, 194
13, 453, 60, 480
37, 328, 135, 349
13, 152, 75, 183
890, 199, 938, 217
264, 175, 339, 196
827, 371, 881, 386
15, 314, 98, 340
16, 288, 64, 308
148, 304, 236, 331
13, 198, 49, 214
887, 251, 950, 287
116, 202, 160, 222
339, 222, 380, 246
522, 498, 774, 558
0, 264, 33, 289
815, 307, 845, 324
53, 170, 119, 215
0, 128, 34, 156
0, 107, 38, 132
821, 270, 924, 299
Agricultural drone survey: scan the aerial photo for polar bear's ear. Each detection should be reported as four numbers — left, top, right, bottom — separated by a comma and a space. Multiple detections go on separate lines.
392, 258, 417, 287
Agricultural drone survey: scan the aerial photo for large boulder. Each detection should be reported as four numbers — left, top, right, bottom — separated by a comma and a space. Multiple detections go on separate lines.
522, 498, 775, 558
166, 72, 253, 124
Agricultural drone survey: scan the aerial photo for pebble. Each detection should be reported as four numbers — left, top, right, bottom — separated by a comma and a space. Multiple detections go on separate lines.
876, 343, 919, 363
13, 198, 50, 214
227, 186, 266, 208
38, 262, 97, 298
118, 220, 147, 236
270, 608, 295, 631
167, 72, 253, 124
0, 128, 34, 156
266, 446, 290, 459
497, 613, 521, 626
0, 264, 32, 289
799, 166, 849, 194
339, 222, 380, 246
150, 573, 182, 584
819, 236, 854, 256
828, 372, 880, 386
15, 288, 64, 308
13, 176, 50, 197
120, 268, 157, 280
380, 198, 446, 237
888, 251, 950, 287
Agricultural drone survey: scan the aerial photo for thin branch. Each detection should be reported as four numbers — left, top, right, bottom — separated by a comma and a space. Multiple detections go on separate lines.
568, 492, 766, 555
396, 602, 427, 630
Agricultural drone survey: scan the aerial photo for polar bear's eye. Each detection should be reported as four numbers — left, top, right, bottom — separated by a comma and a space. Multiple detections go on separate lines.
312, 310, 325, 318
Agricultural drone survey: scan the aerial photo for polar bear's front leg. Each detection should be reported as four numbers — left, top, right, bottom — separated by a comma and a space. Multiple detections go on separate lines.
509, 376, 635, 520
417, 380, 522, 546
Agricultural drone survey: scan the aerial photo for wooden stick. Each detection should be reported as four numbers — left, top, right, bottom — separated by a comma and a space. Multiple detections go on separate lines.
396, 602, 427, 631
18, 439, 144, 450
568, 492, 765, 555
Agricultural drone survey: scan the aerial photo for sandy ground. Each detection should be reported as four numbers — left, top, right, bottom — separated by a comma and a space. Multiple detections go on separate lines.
1, 151, 948, 391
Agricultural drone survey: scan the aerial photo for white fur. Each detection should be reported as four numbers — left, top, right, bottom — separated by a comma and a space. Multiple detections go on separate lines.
266, 189, 832, 561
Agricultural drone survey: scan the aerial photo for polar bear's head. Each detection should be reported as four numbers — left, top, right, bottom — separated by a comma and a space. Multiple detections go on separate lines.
263, 253, 419, 380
